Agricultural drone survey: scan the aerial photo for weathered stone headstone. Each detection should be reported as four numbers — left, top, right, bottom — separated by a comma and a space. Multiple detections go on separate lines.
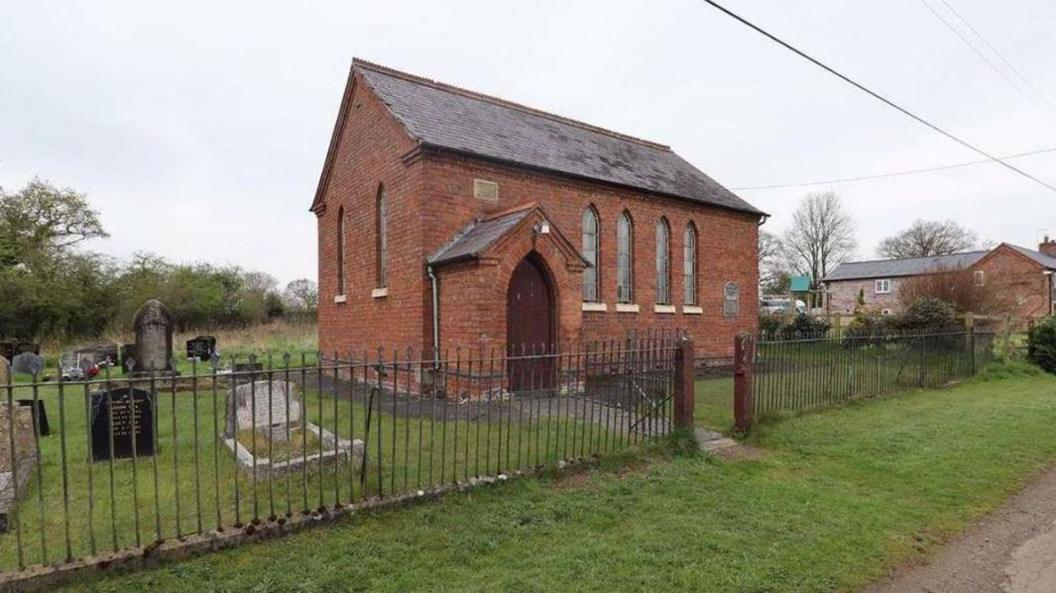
0, 357, 9, 387
11, 352, 44, 377
226, 380, 302, 442
0, 403, 37, 533
186, 336, 217, 362
15, 400, 50, 436
90, 388, 156, 461
131, 299, 174, 375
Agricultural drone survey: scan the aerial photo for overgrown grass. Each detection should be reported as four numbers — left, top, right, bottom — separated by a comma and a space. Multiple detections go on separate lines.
52, 373, 1056, 592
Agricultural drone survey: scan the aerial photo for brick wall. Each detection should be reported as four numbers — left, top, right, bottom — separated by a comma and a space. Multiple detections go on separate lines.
316, 72, 760, 360
974, 246, 1051, 320
826, 278, 904, 315
315, 71, 427, 357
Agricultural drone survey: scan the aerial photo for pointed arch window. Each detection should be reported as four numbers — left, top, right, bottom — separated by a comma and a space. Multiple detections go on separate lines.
582, 207, 600, 302
617, 211, 634, 303
683, 223, 698, 305
375, 185, 387, 289
336, 206, 346, 296
655, 218, 671, 304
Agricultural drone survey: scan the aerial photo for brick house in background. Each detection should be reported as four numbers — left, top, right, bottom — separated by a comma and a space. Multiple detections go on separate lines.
823, 239, 1056, 319
311, 60, 764, 362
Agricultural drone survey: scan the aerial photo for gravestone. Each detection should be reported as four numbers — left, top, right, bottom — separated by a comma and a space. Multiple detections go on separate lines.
74, 342, 118, 366
15, 400, 50, 436
226, 380, 302, 443
90, 388, 156, 461
0, 357, 8, 387
232, 362, 264, 382
131, 299, 174, 375
11, 352, 44, 377
186, 336, 217, 362
0, 404, 37, 533
119, 344, 136, 373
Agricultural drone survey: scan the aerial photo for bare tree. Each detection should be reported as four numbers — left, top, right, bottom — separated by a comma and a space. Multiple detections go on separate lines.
285, 278, 319, 312
758, 230, 788, 294
877, 219, 978, 259
781, 192, 856, 306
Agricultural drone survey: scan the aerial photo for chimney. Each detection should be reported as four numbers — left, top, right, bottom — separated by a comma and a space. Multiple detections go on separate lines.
1041, 235, 1056, 258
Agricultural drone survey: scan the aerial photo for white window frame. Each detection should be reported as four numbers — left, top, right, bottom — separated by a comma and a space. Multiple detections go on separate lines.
973, 270, 985, 287
874, 279, 891, 294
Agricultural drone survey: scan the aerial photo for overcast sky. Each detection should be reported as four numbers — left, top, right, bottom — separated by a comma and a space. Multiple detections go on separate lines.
2, 0, 1054, 284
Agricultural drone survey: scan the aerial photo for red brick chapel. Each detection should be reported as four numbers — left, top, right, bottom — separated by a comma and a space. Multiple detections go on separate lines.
311, 60, 764, 359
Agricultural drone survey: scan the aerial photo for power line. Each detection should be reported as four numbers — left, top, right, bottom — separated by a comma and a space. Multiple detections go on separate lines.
934, 0, 1055, 112
696, 0, 1056, 194
917, 0, 1051, 116
732, 146, 1056, 191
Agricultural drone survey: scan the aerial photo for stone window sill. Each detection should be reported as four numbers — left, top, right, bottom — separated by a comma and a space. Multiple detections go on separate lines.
615, 303, 640, 313
582, 302, 608, 312
334, 294, 347, 304
682, 305, 703, 315
372, 287, 388, 299
654, 304, 676, 314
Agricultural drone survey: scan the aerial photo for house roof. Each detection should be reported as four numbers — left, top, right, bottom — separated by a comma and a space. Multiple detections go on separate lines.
1004, 244, 1056, 270
351, 60, 763, 217
823, 251, 989, 282
428, 207, 536, 266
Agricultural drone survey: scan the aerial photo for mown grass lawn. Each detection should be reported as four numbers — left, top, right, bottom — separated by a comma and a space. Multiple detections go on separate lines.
53, 368, 1056, 593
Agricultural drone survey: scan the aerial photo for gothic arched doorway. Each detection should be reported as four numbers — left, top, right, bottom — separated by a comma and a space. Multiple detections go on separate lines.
506, 254, 555, 391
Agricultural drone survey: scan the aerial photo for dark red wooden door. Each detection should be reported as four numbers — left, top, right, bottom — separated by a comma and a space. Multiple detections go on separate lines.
507, 257, 554, 391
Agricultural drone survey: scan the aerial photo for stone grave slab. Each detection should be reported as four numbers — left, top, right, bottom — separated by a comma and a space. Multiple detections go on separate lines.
0, 403, 37, 533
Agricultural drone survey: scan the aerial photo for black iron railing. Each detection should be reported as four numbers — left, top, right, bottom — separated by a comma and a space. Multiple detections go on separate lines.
0, 340, 680, 580
749, 330, 995, 417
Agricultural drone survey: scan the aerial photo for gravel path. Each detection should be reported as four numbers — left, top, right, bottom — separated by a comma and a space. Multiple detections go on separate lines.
864, 464, 1056, 593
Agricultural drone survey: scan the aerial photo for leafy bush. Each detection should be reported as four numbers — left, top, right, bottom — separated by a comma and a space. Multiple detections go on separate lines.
759, 314, 783, 337
897, 297, 959, 333
783, 313, 831, 338
1028, 316, 1056, 374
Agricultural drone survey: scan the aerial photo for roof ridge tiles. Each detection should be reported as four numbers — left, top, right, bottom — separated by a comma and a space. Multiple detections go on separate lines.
352, 58, 672, 151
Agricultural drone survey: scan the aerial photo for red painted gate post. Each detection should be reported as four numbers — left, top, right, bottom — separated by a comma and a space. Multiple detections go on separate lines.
734, 334, 756, 432
673, 338, 695, 430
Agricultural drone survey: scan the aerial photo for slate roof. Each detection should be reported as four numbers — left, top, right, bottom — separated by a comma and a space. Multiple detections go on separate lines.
427, 207, 536, 266
824, 251, 989, 282
355, 60, 763, 216
1005, 244, 1056, 270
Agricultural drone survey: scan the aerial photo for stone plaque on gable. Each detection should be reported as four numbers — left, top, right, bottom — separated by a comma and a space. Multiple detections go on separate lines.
226, 380, 302, 441
131, 299, 173, 374
90, 388, 156, 461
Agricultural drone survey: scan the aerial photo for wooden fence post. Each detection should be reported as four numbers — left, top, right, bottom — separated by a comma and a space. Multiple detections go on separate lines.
673, 338, 695, 430
734, 334, 756, 432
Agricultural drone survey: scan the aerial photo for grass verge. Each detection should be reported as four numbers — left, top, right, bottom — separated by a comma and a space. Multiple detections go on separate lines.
50, 372, 1056, 593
